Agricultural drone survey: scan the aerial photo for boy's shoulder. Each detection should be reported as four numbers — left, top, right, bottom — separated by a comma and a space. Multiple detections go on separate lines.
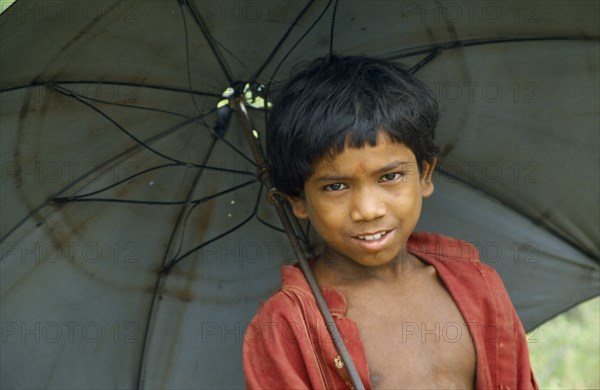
409, 231, 502, 278
408, 231, 481, 264
251, 261, 346, 325
409, 232, 514, 310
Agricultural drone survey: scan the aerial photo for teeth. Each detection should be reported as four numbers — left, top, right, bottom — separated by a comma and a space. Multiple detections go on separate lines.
358, 231, 386, 241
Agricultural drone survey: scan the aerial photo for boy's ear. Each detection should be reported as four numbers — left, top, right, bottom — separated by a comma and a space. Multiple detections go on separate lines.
287, 195, 308, 219
420, 158, 437, 198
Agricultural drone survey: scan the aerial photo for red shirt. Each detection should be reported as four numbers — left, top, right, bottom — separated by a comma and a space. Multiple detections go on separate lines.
243, 232, 538, 389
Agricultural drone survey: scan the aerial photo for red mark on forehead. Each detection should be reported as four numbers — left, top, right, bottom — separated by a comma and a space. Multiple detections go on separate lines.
354, 162, 367, 175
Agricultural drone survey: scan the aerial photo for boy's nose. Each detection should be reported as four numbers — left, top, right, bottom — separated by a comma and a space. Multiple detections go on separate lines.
349, 188, 386, 222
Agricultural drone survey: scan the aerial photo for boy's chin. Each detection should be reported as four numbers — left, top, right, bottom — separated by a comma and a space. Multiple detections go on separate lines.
323, 247, 407, 269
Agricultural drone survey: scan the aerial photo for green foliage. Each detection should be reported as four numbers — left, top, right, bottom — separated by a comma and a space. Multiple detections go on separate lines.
0, 1, 16, 14
528, 297, 600, 389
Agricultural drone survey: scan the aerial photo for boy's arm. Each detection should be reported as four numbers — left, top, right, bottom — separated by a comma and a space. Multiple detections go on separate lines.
243, 297, 313, 390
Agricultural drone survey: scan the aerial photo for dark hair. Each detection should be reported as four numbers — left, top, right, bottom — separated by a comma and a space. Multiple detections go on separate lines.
267, 55, 439, 197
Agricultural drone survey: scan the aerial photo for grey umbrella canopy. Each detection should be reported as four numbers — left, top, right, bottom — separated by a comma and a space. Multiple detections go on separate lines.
1, 0, 598, 388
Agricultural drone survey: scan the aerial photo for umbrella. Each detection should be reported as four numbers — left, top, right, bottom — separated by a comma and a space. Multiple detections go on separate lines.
1, 0, 598, 388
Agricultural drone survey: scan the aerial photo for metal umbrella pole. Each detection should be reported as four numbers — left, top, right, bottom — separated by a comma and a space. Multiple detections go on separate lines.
233, 97, 365, 390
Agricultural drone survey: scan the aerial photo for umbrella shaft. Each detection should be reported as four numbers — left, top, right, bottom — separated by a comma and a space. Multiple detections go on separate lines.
234, 100, 365, 390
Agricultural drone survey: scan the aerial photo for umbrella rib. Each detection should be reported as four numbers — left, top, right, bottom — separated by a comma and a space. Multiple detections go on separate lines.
379, 36, 596, 61
0, 116, 191, 242
0, 116, 195, 242
254, 196, 312, 248
163, 137, 221, 263
249, 0, 317, 84
408, 47, 442, 74
61, 81, 257, 170
181, 0, 234, 85
53, 82, 212, 121
57, 88, 193, 119
52, 179, 256, 205
168, 201, 203, 263
329, 0, 340, 55
261, 0, 334, 125
58, 82, 257, 166
255, 215, 286, 234
202, 127, 258, 166
95, 163, 185, 197
52, 85, 194, 165
255, 213, 312, 249
135, 136, 228, 388
55, 163, 183, 199
160, 183, 264, 273
435, 168, 599, 263
161, 210, 256, 272
254, 189, 295, 236
0, 169, 254, 243
53, 85, 223, 168
1, 97, 257, 243
266, 0, 334, 89
61, 83, 256, 165
213, 39, 251, 74
180, 0, 213, 115
55, 84, 257, 166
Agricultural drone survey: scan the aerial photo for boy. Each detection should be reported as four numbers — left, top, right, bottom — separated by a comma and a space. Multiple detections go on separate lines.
243, 55, 537, 389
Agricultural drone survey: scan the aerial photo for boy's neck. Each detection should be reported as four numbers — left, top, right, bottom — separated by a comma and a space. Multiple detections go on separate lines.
313, 246, 425, 286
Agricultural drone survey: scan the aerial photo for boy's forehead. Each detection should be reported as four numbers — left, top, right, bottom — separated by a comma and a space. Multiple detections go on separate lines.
309, 137, 417, 178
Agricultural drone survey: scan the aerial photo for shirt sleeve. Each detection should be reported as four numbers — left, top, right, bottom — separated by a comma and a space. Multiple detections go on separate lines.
243, 296, 313, 390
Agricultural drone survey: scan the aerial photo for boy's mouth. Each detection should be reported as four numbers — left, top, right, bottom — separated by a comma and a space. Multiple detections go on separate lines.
355, 230, 390, 241
351, 229, 396, 252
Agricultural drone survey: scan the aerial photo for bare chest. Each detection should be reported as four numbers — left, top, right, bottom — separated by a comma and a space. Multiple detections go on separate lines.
344, 278, 476, 389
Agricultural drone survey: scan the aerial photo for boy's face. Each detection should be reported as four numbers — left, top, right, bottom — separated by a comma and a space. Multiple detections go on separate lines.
289, 132, 435, 268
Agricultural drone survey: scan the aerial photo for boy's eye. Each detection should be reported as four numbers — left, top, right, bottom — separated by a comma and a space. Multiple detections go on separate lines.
324, 183, 347, 191
380, 172, 403, 182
